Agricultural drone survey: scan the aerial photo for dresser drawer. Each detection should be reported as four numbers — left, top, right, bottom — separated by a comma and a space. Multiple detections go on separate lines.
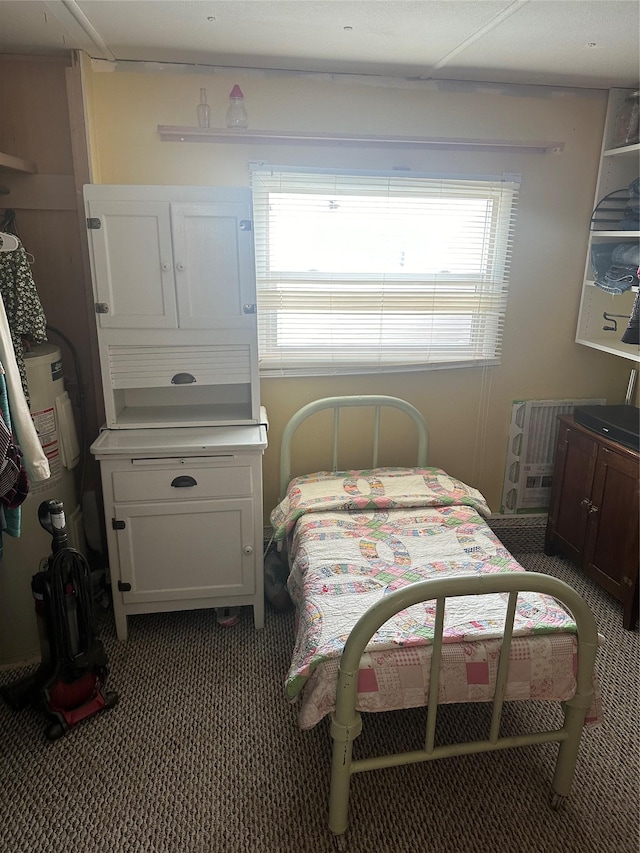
112, 460, 253, 502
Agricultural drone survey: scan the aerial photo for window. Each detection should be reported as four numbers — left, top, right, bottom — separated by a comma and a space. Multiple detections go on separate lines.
250, 165, 520, 377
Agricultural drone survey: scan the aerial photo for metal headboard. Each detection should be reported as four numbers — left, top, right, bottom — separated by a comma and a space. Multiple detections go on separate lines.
279, 395, 429, 499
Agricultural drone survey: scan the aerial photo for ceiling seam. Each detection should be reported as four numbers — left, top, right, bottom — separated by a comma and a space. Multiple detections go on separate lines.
416, 0, 530, 80
59, 0, 116, 61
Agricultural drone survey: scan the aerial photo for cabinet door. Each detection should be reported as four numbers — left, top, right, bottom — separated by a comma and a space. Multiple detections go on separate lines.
584, 446, 640, 608
113, 498, 255, 603
87, 200, 178, 329
548, 424, 598, 563
170, 202, 256, 330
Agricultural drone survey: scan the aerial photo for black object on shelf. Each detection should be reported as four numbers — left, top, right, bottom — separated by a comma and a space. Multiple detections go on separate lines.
574, 404, 640, 451
621, 293, 640, 345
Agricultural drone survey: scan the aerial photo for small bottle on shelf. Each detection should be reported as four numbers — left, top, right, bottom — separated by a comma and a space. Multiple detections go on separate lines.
196, 88, 210, 129
226, 84, 248, 129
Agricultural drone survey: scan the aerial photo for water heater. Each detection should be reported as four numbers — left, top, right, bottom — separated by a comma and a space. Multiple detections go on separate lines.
0, 343, 81, 668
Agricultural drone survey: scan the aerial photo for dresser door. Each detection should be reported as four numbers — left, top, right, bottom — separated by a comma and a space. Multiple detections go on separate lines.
584, 445, 640, 610
547, 423, 598, 563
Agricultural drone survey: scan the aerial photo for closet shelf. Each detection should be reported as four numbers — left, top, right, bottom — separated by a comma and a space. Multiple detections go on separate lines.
603, 141, 640, 158
576, 88, 640, 365
157, 126, 564, 153
0, 151, 37, 174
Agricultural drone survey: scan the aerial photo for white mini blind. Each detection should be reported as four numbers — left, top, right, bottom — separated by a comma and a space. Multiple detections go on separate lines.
250, 165, 520, 377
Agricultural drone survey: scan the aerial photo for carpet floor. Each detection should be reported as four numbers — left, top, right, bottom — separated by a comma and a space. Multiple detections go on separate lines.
0, 553, 638, 853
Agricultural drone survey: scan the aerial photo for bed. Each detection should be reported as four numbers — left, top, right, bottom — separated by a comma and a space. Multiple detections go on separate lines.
271, 395, 601, 838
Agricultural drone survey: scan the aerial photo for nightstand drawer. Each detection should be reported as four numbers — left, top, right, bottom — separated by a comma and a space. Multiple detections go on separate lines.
112, 461, 253, 502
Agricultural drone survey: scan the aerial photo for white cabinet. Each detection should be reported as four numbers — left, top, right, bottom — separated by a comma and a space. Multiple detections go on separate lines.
84, 185, 267, 640
87, 184, 268, 640
84, 185, 260, 427
576, 88, 640, 362
86, 195, 256, 331
91, 423, 268, 642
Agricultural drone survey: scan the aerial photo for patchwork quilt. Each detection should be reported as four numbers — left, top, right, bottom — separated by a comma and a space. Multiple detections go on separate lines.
271, 468, 602, 729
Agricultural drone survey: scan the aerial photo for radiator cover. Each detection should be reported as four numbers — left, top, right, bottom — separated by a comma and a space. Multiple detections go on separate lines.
501, 397, 606, 514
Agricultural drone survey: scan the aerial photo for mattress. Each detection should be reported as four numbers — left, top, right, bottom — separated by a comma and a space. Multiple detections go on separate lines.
271, 467, 603, 729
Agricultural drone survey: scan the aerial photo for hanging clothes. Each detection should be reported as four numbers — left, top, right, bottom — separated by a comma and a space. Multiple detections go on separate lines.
0, 369, 23, 546
0, 410, 21, 496
0, 236, 48, 406
0, 300, 50, 484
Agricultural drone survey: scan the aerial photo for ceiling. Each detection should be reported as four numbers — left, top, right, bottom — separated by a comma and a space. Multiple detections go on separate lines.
0, 0, 639, 89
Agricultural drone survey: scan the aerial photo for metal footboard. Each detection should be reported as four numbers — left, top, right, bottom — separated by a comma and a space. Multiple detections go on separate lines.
328, 572, 599, 837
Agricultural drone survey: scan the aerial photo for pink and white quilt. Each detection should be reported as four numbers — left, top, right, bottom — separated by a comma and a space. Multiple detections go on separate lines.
271, 467, 603, 729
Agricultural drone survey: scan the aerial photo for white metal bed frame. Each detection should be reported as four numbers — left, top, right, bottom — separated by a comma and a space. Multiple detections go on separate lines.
279, 394, 429, 499
278, 395, 599, 838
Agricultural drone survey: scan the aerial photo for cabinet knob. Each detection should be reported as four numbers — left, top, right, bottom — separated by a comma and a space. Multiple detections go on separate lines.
242, 545, 254, 555
176, 262, 185, 272
161, 262, 171, 271
588, 504, 599, 514
580, 498, 591, 509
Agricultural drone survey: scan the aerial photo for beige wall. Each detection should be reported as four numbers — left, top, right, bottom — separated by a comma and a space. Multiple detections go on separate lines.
0, 54, 104, 497
84, 62, 632, 518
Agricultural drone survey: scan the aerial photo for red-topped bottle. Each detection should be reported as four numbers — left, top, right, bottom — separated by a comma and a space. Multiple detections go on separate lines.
226, 84, 248, 128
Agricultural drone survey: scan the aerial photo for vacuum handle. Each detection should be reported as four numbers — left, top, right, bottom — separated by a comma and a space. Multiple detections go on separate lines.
38, 499, 69, 551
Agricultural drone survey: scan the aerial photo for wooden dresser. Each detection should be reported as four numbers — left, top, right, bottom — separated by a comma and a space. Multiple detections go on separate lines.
545, 414, 639, 630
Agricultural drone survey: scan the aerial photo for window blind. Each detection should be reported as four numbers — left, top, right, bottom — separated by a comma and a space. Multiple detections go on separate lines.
250, 165, 520, 377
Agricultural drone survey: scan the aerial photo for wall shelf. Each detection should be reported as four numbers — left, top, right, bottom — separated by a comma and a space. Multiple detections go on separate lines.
575, 335, 640, 363
590, 231, 640, 238
576, 88, 640, 365
603, 141, 640, 158
0, 151, 37, 174
157, 126, 564, 154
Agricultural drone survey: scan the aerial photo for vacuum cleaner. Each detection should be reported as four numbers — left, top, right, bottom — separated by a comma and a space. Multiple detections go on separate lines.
1, 499, 118, 740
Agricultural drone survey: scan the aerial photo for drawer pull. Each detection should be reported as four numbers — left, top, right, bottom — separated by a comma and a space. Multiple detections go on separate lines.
171, 475, 198, 488
171, 372, 196, 385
